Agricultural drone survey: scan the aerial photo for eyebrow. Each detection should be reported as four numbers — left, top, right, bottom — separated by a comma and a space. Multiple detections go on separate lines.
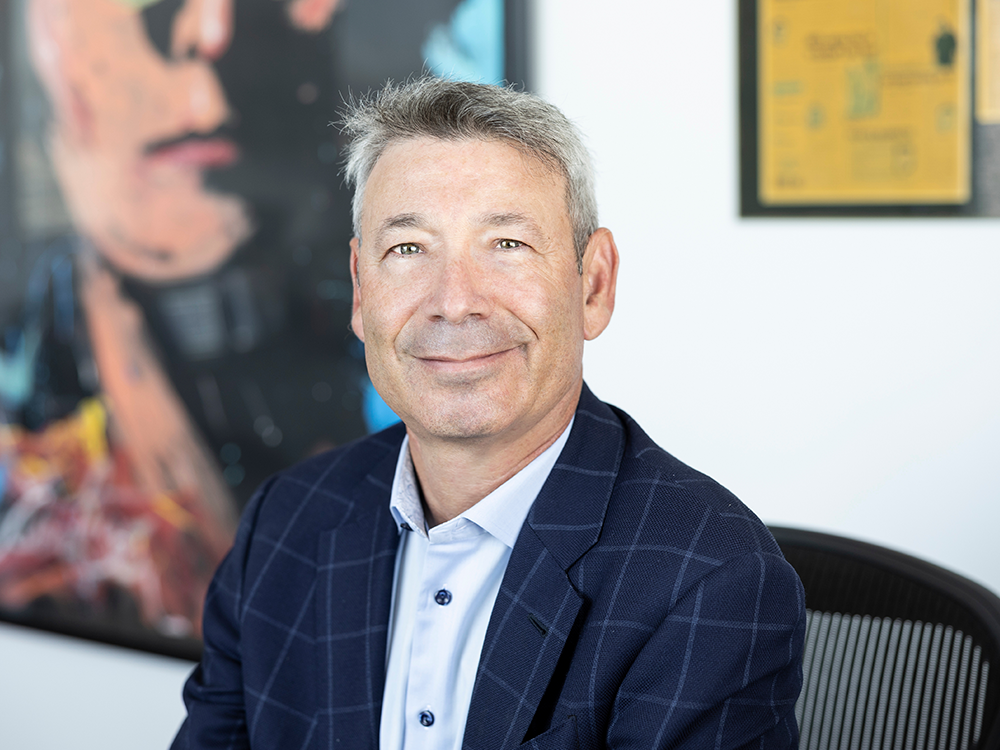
478, 212, 543, 235
370, 211, 546, 246
372, 213, 426, 246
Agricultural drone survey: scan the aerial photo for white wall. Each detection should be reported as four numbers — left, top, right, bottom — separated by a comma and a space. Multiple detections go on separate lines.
1, 2, 997, 747
534, 0, 1000, 596
0, 622, 191, 748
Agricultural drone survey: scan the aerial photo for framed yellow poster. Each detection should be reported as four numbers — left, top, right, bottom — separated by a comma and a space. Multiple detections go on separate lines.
760, 0, 970, 205
739, 0, 982, 215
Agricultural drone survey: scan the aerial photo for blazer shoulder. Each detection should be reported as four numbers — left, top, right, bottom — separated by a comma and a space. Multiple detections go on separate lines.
241, 422, 405, 540
607, 404, 784, 562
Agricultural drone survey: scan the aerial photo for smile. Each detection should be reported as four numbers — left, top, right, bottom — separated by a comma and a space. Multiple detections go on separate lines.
415, 348, 518, 374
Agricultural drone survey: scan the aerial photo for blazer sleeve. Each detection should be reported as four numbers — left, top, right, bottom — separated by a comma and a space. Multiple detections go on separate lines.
170, 480, 274, 750
606, 551, 806, 750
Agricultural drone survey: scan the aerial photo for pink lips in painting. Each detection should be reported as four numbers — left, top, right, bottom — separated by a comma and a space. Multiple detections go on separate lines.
144, 136, 240, 170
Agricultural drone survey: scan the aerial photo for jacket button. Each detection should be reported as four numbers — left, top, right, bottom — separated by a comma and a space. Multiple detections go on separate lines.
434, 589, 452, 606
419, 710, 435, 727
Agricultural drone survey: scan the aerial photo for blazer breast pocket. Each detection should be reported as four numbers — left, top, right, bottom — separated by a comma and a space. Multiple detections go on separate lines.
521, 715, 579, 750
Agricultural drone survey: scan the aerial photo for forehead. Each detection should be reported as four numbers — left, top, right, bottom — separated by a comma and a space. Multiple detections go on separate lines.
362, 137, 569, 225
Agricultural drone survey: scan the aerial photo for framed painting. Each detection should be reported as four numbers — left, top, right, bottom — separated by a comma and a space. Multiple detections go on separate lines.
0, 0, 529, 660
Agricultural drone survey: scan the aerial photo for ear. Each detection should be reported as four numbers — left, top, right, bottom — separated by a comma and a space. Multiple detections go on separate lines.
581, 228, 619, 341
349, 237, 365, 342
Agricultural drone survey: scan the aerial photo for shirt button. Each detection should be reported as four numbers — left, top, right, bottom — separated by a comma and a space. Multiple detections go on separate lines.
434, 589, 452, 606
400, 523, 413, 532
419, 710, 435, 727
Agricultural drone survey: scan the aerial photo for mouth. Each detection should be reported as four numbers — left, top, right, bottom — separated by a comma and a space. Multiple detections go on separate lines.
416, 348, 517, 374
144, 134, 240, 170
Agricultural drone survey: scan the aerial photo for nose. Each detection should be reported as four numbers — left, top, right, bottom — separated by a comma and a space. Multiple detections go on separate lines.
427, 253, 491, 325
177, 62, 231, 133
167, 0, 233, 133
171, 0, 234, 62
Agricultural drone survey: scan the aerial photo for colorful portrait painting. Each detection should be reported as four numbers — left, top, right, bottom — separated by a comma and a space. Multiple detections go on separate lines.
0, 0, 518, 658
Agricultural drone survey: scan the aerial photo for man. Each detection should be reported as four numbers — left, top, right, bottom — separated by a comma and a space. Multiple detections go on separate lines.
173, 78, 806, 749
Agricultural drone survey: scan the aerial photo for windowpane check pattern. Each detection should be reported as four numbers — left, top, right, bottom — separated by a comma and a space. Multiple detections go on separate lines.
174, 385, 808, 750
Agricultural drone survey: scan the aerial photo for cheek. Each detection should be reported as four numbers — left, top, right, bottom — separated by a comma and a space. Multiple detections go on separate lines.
357, 286, 404, 356
357, 313, 390, 384
508, 277, 583, 338
360, 266, 428, 329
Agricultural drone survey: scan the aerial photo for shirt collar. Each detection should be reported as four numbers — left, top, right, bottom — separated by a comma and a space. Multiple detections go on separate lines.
388, 418, 574, 548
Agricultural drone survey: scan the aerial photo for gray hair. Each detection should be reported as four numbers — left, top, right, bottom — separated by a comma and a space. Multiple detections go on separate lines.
339, 77, 598, 269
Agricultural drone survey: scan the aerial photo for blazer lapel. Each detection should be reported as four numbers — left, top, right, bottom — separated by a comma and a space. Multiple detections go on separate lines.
463, 385, 626, 749
316, 437, 401, 750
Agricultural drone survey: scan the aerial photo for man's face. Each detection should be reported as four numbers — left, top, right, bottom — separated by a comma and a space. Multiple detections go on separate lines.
26, 0, 340, 281
350, 137, 617, 448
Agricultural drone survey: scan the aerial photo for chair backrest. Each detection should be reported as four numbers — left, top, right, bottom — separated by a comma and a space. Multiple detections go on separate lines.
769, 527, 1000, 750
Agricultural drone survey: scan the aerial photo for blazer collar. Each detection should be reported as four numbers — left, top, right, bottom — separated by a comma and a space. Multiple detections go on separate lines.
525, 382, 626, 571
463, 383, 626, 750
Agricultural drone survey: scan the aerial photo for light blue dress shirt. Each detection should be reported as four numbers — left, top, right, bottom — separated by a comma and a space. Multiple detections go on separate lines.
379, 421, 573, 750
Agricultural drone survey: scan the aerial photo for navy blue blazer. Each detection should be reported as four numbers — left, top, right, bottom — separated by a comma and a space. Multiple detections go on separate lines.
173, 385, 805, 749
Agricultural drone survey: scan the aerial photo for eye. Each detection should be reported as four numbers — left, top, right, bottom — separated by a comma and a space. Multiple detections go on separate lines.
497, 239, 524, 250
391, 243, 422, 256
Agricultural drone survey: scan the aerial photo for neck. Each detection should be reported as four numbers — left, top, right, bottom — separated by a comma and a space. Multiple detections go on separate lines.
407, 393, 579, 528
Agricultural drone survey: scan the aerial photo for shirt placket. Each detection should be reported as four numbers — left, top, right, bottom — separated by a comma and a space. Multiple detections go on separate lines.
404, 525, 480, 749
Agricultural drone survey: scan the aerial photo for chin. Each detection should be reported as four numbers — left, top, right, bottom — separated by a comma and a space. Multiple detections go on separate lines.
426, 419, 507, 442
98, 238, 234, 282
405, 391, 518, 442
98, 212, 248, 280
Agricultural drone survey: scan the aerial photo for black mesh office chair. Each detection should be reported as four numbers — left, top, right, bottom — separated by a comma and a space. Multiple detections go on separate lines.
769, 527, 1000, 750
